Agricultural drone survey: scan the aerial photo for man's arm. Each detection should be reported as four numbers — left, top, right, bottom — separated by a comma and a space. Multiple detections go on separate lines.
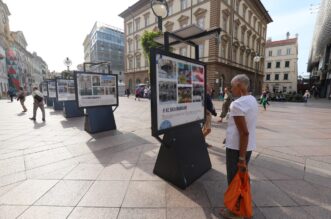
233, 116, 249, 164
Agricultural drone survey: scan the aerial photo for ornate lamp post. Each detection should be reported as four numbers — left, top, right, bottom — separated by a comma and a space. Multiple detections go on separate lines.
151, 0, 169, 32
64, 57, 72, 71
253, 55, 261, 96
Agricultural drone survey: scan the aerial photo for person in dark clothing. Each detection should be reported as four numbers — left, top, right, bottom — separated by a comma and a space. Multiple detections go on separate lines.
203, 85, 217, 147
30, 87, 45, 122
17, 87, 27, 112
7, 89, 15, 102
125, 88, 130, 98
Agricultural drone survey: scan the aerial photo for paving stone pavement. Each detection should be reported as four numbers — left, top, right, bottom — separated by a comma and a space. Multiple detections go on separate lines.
0, 96, 330, 219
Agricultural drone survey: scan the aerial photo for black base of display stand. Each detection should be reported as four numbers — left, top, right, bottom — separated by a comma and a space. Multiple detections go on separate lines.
84, 106, 116, 134
153, 123, 211, 189
63, 101, 84, 118
53, 99, 63, 111
46, 98, 53, 107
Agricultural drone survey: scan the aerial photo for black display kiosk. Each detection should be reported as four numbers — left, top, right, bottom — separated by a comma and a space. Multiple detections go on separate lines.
55, 78, 84, 118
150, 26, 221, 189
74, 69, 118, 134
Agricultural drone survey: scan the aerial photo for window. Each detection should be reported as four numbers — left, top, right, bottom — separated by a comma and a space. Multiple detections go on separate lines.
144, 14, 150, 27
246, 34, 250, 47
240, 52, 244, 64
145, 56, 149, 67
233, 48, 237, 62
276, 61, 280, 68
285, 61, 290, 68
135, 18, 140, 31
180, 47, 187, 56
199, 44, 204, 58
168, 2, 173, 15
234, 24, 238, 38
283, 86, 287, 93
267, 62, 271, 69
268, 50, 272, 57
241, 30, 245, 42
284, 73, 288, 80
181, 0, 187, 10
221, 44, 227, 58
235, 0, 240, 12
242, 7, 247, 19
248, 11, 252, 24
128, 40, 133, 52
266, 74, 270, 81
197, 17, 205, 29
136, 56, 141, 68
135, 37, 140, 50
277, 49, 282, 56
286, 48, 291, 55
128, 58, 133, 69
128, 23, 133, 34
275, 74, 279, 80
222, 15, 228, 32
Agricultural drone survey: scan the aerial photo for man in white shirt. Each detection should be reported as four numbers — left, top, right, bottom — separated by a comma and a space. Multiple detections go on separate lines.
30, 87, 45, 122
219, 74, 258, 219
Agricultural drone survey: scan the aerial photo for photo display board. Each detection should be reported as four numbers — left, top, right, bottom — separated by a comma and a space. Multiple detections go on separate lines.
74, 71, 118, 108
56, 79, 76, 101
151, 48, 206, 136
47, 80, 56, 98
41, 82, 48, 97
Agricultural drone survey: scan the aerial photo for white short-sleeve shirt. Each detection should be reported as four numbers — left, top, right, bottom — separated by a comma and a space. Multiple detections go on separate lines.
225, 95, 258, 151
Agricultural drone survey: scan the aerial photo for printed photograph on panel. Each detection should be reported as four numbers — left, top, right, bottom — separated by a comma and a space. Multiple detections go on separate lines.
93, 87, 105, 95
193, 84, 204, 102
92, 75, 101, 86
192, 65, 204, 83
178, 63, 191, 85
79, 75, 92, 96
178, 86, 192, 103
101, 75, 116, 87
158, 58, 176, 80
159, 81, 177, 104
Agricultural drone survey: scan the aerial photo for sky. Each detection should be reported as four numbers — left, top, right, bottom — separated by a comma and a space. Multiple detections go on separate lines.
5, 0, 320, 76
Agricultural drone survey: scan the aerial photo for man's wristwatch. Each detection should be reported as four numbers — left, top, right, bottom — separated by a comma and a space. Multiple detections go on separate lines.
239, 156, 245, 161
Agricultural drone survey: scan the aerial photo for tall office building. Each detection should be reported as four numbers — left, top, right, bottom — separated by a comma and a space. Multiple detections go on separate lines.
83, 22, 125, 83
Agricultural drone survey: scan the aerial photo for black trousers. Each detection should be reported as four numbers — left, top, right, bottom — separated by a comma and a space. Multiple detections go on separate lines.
226, 148, 252, 185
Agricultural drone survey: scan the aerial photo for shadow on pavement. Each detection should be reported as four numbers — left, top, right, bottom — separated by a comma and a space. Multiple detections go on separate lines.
33, 122, 46, 129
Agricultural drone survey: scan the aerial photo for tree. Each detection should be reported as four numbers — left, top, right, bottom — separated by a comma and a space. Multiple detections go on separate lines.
61, 70, 73, 79
141, 31, 162, 73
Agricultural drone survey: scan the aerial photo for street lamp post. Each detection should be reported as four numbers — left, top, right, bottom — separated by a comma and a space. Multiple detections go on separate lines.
151, 0, 169, 32
253, 55, 261, 96
63, 57, 72, 79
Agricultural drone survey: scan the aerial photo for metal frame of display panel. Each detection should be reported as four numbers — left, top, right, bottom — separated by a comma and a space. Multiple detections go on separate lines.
150, 48, 207, 137
41, 81, 48, 97
55, 78, 76, 102
47, 80, 56, 98
74, 71, 119, 109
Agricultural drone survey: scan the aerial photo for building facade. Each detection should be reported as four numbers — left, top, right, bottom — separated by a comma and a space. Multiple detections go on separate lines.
119, 0, 272, 94
264, 33, 298, 93
0, 0, 49, 96
83, 22, 125, 83
307, 0, 331, 98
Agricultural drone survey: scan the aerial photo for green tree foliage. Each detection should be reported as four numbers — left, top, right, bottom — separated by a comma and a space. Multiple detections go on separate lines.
141, 31, 162, 68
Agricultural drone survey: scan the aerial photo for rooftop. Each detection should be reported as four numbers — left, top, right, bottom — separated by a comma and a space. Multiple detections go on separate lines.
266, 38, 298, 47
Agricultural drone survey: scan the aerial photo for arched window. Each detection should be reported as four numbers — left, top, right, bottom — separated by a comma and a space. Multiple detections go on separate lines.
128, 79, 132, 90
136, 79, 141, 86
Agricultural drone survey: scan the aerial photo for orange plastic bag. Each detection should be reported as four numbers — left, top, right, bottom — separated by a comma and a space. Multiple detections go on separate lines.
224, 168, 253, 217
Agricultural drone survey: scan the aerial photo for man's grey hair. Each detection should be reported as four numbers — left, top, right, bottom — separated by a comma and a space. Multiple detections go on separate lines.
231, 74, 250, 88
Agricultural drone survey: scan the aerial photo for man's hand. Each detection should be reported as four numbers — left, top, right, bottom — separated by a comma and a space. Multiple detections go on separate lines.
238, 161, 247, 173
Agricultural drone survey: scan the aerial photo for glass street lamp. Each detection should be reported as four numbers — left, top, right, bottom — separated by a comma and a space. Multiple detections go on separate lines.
253, 55, 261, 96
151, 0, 169, 32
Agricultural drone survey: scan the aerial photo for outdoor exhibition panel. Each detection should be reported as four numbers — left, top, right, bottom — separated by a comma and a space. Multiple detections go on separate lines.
150, 48, 211, 189
150, 48, 206, 136
41, 82, 48, 97
55, 78, 76, 102
47, 80, 56, 98
74, 71, 118, 108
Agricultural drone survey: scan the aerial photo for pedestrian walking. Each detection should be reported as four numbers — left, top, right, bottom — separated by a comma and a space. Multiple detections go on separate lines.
202, 84, 217, 148
260, 92, 270, 111
30, 87, 45, 122
218, 87, 233, 123
7, 89, 15, 102
135, 87, 141, 101
125, 88, 130, 98
219, 74, 258, 219
303, 90, 310, 103
16, 87, 27, 112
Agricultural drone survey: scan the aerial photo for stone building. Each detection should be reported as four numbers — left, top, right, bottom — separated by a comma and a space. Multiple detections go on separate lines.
0, 0, 49, 95
263, 33, 298, 93
119, 0, 272, 94
307, 0, 331, 98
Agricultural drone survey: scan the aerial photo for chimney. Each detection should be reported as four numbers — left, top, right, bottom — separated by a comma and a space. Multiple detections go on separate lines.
286, 32, 290, 39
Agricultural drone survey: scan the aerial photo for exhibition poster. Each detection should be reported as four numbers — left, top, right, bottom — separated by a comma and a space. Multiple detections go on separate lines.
156, 53, 205, 132
76, 72, 118, 107
41, 82, 48, 97
48, 80, 56, 98
56, 79, 76, 101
